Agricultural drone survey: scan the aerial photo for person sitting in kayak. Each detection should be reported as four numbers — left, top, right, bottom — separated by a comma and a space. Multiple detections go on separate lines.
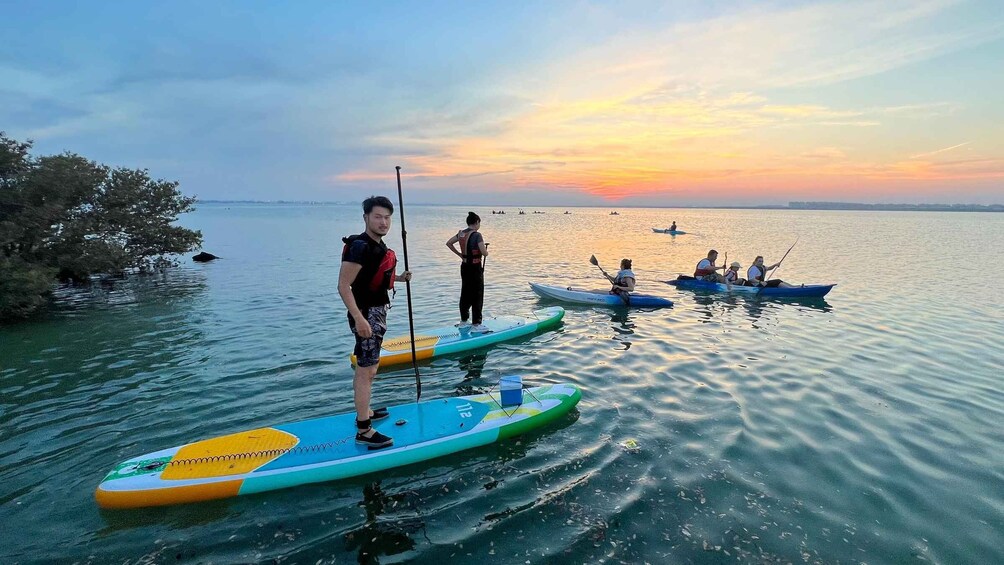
694, 250, 728, 283
724, 261, 744, 286
746, 256, 794, 288
605, 258, 636, 299
669, 221, 677, 232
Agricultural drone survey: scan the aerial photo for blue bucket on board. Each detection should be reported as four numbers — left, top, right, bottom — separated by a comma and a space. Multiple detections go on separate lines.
499, 375, 523, 407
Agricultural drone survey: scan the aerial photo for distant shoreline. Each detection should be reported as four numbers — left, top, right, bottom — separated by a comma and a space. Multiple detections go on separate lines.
786, 202, 1003, 212
198, 200, 1003, 212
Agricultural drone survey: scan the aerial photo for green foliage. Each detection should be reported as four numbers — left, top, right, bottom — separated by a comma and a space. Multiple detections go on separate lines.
0, 257, 55, 319
0, 132, 202, 321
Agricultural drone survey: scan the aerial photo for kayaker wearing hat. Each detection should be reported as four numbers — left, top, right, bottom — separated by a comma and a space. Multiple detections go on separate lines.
724, 261, 744, 286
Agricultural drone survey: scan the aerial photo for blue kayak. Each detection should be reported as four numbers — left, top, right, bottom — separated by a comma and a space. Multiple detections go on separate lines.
665, 277, 835, 298
530, 282, 673, 307
652, 228, 687, 235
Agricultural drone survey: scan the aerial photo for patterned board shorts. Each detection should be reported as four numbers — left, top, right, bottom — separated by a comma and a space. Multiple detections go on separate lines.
349, 305, 387, 368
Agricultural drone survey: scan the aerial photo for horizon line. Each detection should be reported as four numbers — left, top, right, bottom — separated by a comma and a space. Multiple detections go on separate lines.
195, 199, 1004, 210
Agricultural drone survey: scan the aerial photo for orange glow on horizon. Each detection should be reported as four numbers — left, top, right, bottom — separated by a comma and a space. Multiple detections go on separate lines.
333, 82, 1004, 201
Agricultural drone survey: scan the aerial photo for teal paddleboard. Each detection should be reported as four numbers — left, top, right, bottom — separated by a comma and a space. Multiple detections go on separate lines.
96, 382, 582, 508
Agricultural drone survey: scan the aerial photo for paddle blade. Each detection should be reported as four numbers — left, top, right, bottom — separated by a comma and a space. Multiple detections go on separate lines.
589, 255, 598, 266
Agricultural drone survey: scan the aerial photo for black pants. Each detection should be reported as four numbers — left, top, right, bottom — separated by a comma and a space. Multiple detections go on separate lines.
460, 262, 484, 324
747, 279, 783, 287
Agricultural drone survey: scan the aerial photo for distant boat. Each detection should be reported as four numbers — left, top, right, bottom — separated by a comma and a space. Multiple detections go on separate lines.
564, 211, 571, 214
609, 211, 620, 215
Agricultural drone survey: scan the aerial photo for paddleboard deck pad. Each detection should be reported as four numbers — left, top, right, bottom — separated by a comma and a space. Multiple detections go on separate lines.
95, 382, 581, 509
353, 306, 564, 367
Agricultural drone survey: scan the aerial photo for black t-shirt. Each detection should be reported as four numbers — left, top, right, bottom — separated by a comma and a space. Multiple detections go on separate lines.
342, 233, 390, 309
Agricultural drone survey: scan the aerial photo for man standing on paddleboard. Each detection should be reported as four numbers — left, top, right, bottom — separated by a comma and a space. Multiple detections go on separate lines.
338, 196, 412, 449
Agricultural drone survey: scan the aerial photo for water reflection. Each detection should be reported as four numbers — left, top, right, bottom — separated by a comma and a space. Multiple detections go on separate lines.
609, 310, 635, 350
343, 482, 427, 564
96, 497, 232, 533
691, 293, 736, 321
688, 292, 832, 328
453, 351, 491, 396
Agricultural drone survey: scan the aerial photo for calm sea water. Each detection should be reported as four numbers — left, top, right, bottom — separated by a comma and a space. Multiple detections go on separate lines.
1, 204, 1002, 564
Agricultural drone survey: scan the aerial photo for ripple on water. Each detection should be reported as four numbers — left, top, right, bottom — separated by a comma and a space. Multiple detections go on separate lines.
2, 206, 1003, 563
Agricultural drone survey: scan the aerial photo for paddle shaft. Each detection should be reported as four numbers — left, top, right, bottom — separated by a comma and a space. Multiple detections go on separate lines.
594, 257, 629, 305
766, 239, 798, 280
395, 166, 422, 401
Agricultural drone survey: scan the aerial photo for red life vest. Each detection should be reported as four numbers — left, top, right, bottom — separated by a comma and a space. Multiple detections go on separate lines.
694, 259, 715, 277
372, 248, 397, 292
342, 234, 397, 307
458, 229, 482, 265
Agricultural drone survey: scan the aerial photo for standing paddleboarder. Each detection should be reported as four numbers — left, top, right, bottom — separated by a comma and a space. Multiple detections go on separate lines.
446, 211, 490, 333
338, 195, 413, 449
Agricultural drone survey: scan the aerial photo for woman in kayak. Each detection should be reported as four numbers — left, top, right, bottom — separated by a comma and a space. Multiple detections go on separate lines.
606, 258, 636, 300
746, 256, 794, 288
669, 221, 677, 231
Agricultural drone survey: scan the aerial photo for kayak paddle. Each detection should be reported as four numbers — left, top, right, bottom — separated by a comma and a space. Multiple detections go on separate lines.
590, 255, 630, 305
765, 238, 798, 280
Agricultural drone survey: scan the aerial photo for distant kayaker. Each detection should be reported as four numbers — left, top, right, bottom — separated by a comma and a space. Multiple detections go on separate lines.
747, 256, 793, 288
724, 261, 744, 285
605, 258, 636, 300
446, 211, 490, 334
338, 195, 413, 449
694, 250, 728, 283
669, 221, 677, 231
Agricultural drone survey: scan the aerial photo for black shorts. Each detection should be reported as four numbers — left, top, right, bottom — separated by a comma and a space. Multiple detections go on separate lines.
349, 305, 387, 368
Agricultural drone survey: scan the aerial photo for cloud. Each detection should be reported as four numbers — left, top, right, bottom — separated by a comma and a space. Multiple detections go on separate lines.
4, 0, 1002, 204
909, 141, 971, 159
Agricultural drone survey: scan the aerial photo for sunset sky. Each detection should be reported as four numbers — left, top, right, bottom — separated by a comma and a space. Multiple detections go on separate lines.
2, 1, 1002, 205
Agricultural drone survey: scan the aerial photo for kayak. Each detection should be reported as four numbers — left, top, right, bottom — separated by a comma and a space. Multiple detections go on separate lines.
354, 306, 564, 367
95, 382, 581, 509
529, 282, 673, 307
665, 277, 835, 297
652, 228, 687, 235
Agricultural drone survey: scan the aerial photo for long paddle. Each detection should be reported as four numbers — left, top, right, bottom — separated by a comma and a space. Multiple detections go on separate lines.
395, 166, 421, 401
590, 255, 630, 305
765, 238, 798, 280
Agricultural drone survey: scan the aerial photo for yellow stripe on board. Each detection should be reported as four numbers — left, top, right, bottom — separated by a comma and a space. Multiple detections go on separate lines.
481, 407, 543, 423
161, 427, 298, 480
381, 334, 442, 352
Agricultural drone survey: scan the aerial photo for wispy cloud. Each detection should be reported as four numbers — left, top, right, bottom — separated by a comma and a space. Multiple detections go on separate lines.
910, 142, 972, 159
4, 1, 1002, 204
330, 0, 1004, 201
